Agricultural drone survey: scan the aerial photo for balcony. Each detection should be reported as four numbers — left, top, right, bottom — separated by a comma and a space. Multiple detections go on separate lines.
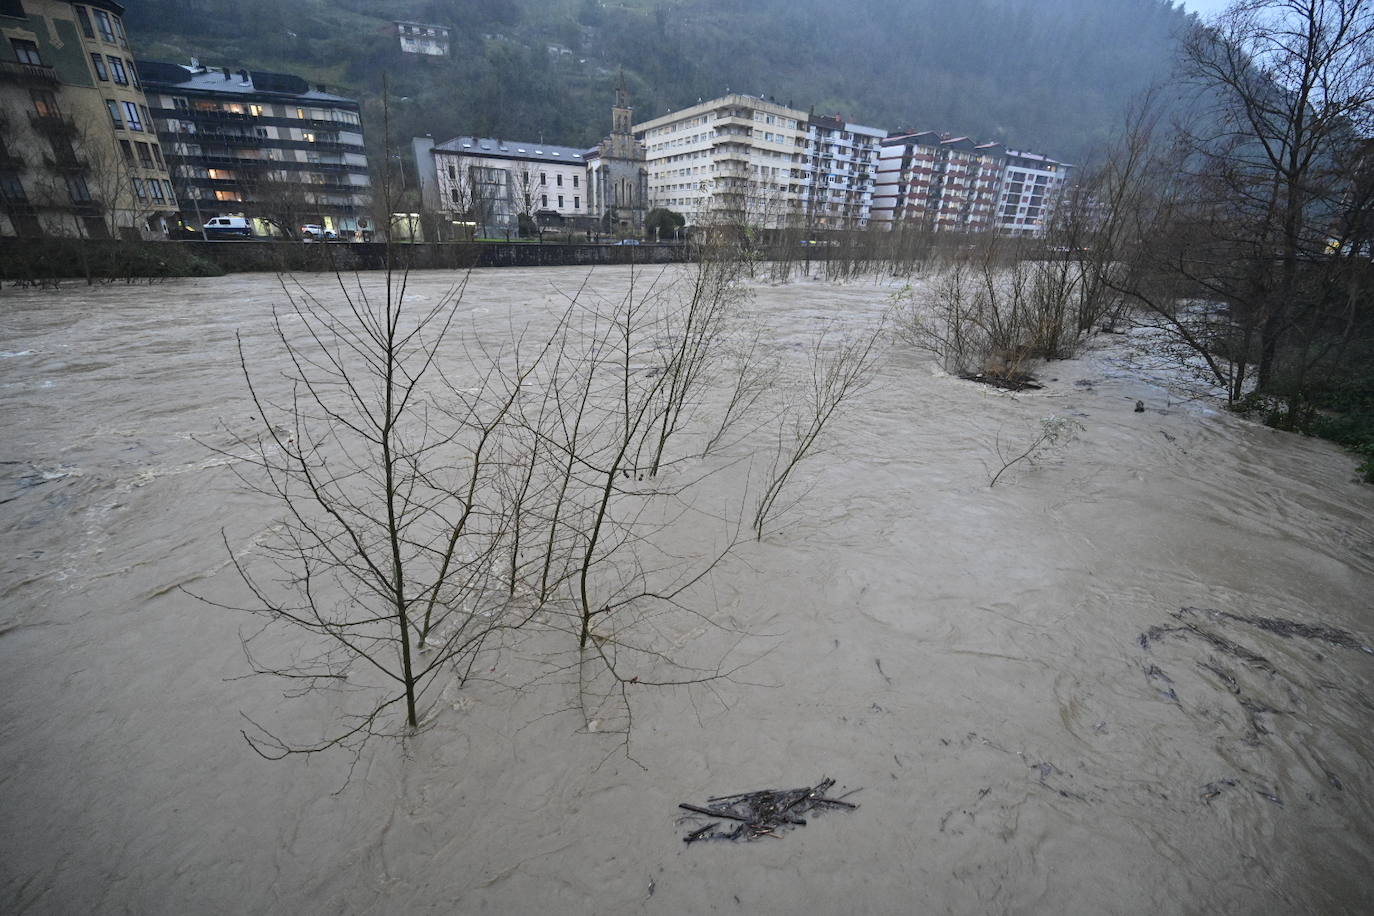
0, 60, 60, 86
43, 154, 89, 173
28, 112, 77, 136
184, 108, 252, 123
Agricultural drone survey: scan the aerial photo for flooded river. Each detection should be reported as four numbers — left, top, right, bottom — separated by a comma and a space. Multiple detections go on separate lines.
2, 267, 1372, 914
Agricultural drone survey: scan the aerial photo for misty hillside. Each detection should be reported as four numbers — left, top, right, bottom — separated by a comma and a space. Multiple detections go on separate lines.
123, 0, 1200, 163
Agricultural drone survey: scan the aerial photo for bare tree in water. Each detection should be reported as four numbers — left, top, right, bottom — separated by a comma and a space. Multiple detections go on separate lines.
205, 229, 879, 760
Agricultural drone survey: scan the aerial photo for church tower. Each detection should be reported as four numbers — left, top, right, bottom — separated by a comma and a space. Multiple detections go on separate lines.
612, 71, 632, 138
586, 69, 648, 235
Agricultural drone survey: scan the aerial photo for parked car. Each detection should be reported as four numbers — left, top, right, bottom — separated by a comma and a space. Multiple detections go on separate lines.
299, 224, 337, 241
614, 238, 641, 245
203, 216, 251, 237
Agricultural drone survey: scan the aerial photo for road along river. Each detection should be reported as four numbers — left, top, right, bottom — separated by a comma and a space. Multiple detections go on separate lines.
2, 267, 1372, 914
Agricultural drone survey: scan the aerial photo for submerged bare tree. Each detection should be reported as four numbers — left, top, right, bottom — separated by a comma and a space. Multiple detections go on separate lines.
207, 231, 882, 759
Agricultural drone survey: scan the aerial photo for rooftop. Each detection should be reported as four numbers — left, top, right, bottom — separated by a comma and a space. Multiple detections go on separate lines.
135, 59, 359, 105
434, 136, 588, 164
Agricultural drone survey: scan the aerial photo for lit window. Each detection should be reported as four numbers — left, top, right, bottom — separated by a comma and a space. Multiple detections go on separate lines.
108, 56, 127, 85
122, 101, 143, 131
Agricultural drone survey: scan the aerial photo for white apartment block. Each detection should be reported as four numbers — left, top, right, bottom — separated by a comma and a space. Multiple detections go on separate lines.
395, 22, 450, 57
994, 150, 1071, 237
425, 136, 588, 234
634, 94, 811, 229
801, 115, 884, 229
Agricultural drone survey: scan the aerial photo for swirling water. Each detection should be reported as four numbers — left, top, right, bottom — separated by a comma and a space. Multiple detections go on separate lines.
2, 268, 1371, 914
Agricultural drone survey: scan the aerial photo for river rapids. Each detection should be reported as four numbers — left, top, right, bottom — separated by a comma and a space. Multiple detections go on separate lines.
2, 267, 1372, 914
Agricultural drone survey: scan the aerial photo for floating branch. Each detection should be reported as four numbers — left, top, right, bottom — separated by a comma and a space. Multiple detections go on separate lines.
678, 776, 859, 843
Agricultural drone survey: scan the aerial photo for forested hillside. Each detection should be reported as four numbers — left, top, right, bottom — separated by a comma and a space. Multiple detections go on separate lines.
123, 0, 1199, 161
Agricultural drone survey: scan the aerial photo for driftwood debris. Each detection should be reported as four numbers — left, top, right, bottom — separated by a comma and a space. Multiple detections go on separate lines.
678, 777, 859, 843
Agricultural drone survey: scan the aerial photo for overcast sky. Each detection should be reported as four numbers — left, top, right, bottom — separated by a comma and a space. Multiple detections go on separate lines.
1177, 0, 1234, 18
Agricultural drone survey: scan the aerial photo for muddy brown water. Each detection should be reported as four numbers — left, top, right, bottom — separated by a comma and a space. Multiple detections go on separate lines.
2, 267, 1372, 914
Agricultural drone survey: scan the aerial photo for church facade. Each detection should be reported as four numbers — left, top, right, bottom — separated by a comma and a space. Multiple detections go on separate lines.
584, 78, 647, 234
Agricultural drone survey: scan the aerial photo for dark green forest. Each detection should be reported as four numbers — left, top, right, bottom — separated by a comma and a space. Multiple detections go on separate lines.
123, 0, 1200, 161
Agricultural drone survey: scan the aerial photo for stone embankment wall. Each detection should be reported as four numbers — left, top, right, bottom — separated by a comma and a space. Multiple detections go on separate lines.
0, 239, 689, 282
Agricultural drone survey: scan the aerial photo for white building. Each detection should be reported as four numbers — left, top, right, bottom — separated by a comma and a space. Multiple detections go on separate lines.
800, 114, 884, 229
395, 22, 450, 57
420, 136, 588, 236
634, 94, 811, 229
994, 150, 1072, 237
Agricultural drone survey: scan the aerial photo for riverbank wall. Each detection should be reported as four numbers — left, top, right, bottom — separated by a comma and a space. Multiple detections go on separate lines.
0, 238, 690, 282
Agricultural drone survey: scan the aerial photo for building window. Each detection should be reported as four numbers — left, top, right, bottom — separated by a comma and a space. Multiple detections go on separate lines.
93, 8, 116, 42
89, 53, 108, 80
450, 188, 460, 204
118, 139, 133, 163
108, 56, 128, 85
106, 99, 122, 127
149, 180, 165, 202
573, 196, 579, 209
162, 180, 174, 200
447, 164, 456, 180
126, 59, 139, 88
249, 104, 264, 117
66, 174, 93, 203
151, 144, 164, 167
11, 38, 42, 65
572, 174, 579, 188
132, 178, 147, 200
556, 174, 563, 187
122, 101, 143, 131
0, 171, 28, 202
541, 194, 547, 207
557, 195, 564, 208
135, 142, 154, 167
540, 172, 546, 185
75, 5, 95, 38
31, 89, 59, 118
214, 190, 241, 202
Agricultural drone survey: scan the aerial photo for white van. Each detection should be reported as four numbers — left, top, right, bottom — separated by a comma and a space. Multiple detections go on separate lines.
203, 216, 251, 237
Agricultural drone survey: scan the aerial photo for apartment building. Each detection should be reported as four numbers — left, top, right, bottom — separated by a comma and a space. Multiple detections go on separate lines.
138, 59, 371, 238
801, 114, 884, 229
994, 149, 1071, 237
395, 21, 450, 57
1, 0, 176, 238
416, 136, 588, 237
872, 131, 1006, 233
634, 94, 811, 229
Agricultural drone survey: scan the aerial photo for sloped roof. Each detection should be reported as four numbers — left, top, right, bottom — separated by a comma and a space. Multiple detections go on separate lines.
433, 136, 587, 164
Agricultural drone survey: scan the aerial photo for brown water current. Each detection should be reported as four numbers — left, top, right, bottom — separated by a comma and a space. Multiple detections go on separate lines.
2, 267, 1372, 915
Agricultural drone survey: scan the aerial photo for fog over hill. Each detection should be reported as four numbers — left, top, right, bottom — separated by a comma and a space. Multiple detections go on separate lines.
125, 0, 1201, 162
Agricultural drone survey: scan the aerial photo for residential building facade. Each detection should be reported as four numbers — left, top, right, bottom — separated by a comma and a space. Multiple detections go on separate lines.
138, 59, 371, 238
395, 21, 449, 57
873, 131, 1072, 237
872, 132, 1006, 233
1, 0, 176, 238
994, 150, 1072, 237
800, 114, 883, 230
584, 78, 647, 234
418, 135, 589, 237
634, 94, 811, 229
